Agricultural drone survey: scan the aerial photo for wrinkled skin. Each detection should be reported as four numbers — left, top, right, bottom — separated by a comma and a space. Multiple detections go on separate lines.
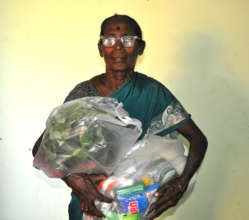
93, 17, 145, 97
98, 19, 144, 75
63, 173, 113, 217
146, 177, 188, 219
146, 119, 207, 219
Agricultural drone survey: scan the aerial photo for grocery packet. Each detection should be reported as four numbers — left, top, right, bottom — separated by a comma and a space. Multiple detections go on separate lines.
82, 134, 196, 220
33, 97, 197, 219
33, 97, 142, 178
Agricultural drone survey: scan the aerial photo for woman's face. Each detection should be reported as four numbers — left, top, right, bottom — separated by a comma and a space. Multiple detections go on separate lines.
98, 19, 144, 75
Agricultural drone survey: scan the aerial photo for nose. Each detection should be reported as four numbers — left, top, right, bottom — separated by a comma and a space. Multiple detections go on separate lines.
114, 38, 124, 50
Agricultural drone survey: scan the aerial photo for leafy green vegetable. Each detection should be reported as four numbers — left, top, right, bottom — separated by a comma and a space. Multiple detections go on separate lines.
35, 97, 134, 176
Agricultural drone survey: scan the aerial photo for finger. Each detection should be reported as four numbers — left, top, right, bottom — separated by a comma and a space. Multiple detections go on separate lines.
149, 190, 172, 211
72, 186, 98, 213
86, 206, 105, 218
155, 183, 183, 201
88, 173, 108, 183
155, 200, 177, 218
90, 188, 113, 203
81, 199, 100, 217
92, 207, 105, 218
155, 183, 174, 196
74, 189, 93, 213
152, 181, 184, 213
149, 197, 168, 212
149, 189, 182, 212
85, 179, 113, 203
156, 178, 187, 197
78, 193, 91, 212
146, 209, 156, 220
157, 189, 180, 204
80, 201, 89, 212
147, 200, 176, 219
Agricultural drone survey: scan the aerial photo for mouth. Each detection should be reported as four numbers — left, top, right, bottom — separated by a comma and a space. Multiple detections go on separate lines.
112, 54, 125, 58
112, 56, 126, 63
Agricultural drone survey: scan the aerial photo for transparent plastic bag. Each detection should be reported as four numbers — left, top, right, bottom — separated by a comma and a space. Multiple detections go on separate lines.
33, 97, 142, 178
83, 134, 197, 220
33, 96, 197, 220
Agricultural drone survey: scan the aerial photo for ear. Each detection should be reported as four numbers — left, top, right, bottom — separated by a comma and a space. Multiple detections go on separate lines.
137, 40, 145, 55
98, 41, 104, 57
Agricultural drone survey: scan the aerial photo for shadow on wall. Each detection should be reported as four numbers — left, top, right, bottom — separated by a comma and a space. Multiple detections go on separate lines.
173, 32, 248, 112
159, 32, 249, 220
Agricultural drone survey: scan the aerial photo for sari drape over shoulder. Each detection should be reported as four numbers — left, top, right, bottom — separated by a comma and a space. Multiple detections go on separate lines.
111, 72, 190, 138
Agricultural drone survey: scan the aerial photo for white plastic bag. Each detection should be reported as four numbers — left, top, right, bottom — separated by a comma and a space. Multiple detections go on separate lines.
32, 97, 197, 220
33, 97, 142, 178
83, 134, 197, 220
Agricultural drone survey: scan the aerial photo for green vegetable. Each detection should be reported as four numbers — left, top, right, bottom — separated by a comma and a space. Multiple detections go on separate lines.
37, 98, 127, 176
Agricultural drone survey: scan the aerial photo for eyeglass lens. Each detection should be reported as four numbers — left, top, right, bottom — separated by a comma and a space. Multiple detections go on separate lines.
103, 36, 135, 47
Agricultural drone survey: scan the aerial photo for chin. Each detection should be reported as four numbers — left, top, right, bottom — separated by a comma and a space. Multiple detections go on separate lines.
110, 63, 130, 72
113, 68, 129, 72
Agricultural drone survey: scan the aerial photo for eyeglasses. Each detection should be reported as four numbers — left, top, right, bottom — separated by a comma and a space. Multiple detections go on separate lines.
100, 35, 140, 48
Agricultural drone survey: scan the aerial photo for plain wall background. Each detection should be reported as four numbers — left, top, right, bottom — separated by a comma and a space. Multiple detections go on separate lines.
1, 0, 249, 219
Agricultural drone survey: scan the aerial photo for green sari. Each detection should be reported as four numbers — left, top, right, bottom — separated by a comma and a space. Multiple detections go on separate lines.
68, 72, 190, 220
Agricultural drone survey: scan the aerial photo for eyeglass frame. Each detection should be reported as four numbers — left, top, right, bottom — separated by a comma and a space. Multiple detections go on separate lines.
100, 35, 141, 48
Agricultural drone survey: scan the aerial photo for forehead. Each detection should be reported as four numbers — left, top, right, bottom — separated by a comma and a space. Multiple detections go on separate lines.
102, 19, 136, 36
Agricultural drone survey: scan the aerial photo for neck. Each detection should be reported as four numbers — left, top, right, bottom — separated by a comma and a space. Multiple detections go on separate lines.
104, 69, 134, 90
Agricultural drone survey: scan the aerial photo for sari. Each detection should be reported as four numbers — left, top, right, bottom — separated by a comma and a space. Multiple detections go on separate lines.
67, 72, 190, 220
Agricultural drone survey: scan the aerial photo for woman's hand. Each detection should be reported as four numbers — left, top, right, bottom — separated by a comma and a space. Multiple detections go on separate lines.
63, 173, 113, 217
147, 119, 207, 219
146, 177, 188, 220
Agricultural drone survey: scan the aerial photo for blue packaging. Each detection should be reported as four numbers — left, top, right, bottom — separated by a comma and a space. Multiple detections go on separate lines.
118, 193, 148, 214
117, 183, 161, 215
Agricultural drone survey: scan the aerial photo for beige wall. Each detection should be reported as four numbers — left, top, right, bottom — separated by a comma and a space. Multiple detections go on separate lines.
1, 0, 249, 219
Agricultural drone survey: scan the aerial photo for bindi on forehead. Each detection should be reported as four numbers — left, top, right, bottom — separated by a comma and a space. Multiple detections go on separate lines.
104, 21, 135, 35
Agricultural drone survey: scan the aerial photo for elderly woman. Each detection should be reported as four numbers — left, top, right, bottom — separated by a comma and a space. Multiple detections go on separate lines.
33, 14, 207, 220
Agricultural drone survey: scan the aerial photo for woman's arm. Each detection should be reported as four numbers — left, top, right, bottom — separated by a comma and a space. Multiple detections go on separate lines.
147, 118, 208, 219
32, 131, 45, 157
32, 133, 113, 217
176, 118, 208, 182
